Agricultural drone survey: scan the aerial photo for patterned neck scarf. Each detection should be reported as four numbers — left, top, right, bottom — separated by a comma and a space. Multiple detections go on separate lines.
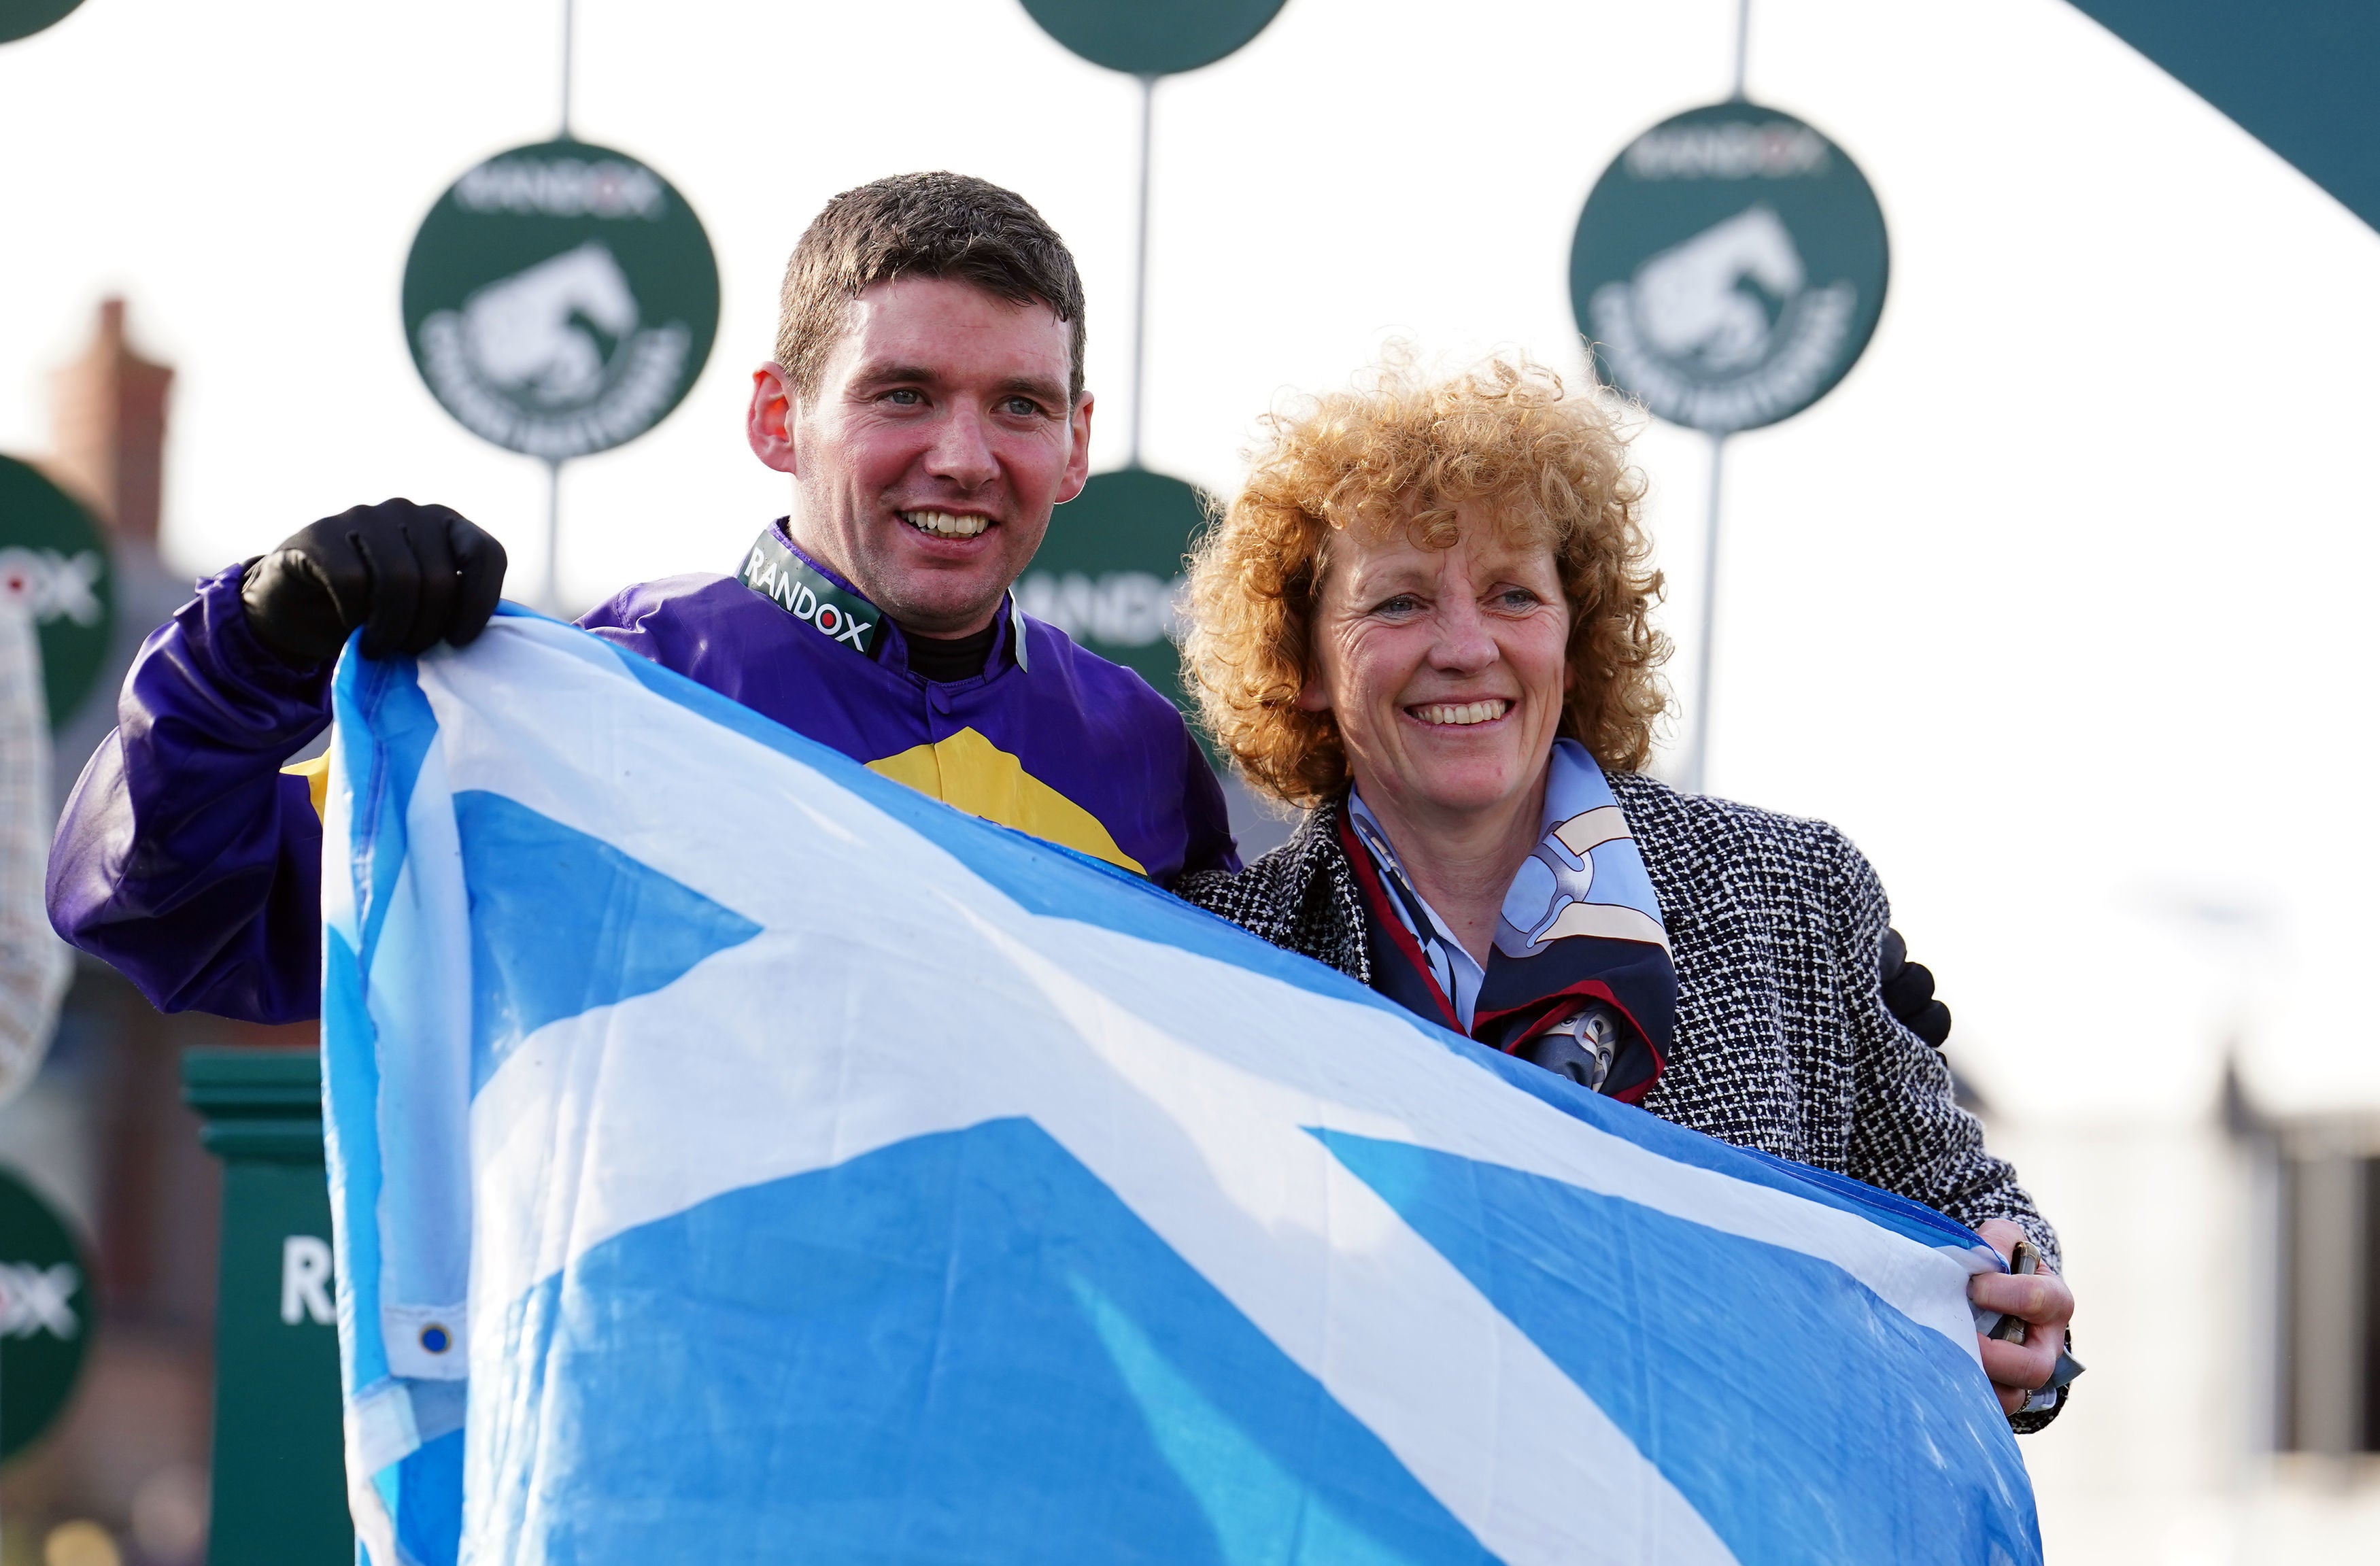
1343, 740, 1676, 1102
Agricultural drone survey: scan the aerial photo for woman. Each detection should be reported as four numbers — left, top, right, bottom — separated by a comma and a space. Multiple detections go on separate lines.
1174, 358, 2074, 1427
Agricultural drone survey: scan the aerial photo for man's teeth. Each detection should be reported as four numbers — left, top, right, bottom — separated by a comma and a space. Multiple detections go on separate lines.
903, 510, 989, 539
1412, 700, 1510, 727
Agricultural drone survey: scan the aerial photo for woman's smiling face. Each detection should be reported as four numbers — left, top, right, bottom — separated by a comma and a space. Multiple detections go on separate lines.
1299, 504, 1573, 824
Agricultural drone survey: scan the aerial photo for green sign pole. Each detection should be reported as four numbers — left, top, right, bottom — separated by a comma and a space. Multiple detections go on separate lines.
184, 1047, 352, 1566
0, 1168, 95, 1463
1571, 65, 1888, 791
0, 455, 117, 732
1020, 0, 1289, 464
1017, 0, 1287, 741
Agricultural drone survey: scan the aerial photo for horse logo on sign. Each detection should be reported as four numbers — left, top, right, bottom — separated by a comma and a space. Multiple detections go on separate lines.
403, 141, 718, 461
1571, 103, 1889, 435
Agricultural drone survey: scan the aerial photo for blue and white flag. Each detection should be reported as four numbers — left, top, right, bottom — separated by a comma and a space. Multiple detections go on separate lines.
321, 609, 2041, 1565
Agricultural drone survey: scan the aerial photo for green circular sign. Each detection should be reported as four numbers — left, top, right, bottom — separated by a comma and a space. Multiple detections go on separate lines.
1571, 102, 1889, 435
402, 139, 719, 461
1020, 0, 1286, 75
0, 1168, 97, 1461
1020, 468, 1206, 725
0, 456, 116, 730
0, 0, 83, 44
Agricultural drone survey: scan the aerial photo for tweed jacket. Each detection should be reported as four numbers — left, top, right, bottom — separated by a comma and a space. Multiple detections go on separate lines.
1173, 772, 2060, 1270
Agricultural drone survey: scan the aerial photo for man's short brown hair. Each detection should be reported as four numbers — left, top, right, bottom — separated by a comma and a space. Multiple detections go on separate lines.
775, 172, 1088, 402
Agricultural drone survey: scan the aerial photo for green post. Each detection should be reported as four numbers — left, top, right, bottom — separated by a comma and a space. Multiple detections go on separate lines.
182, 1046, 352, 1565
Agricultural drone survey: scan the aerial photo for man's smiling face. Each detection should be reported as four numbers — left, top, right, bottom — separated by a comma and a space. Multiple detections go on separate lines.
757, 275, 1092, 638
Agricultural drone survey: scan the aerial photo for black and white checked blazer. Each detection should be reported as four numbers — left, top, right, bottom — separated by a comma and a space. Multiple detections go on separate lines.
1174, 771, 2061, 1267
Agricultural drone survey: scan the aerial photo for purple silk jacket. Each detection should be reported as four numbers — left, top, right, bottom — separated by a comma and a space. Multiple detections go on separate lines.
46, 524, 1238, 1025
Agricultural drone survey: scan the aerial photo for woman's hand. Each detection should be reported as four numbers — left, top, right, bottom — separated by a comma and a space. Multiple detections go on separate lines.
1968, 1218, 2075, 1416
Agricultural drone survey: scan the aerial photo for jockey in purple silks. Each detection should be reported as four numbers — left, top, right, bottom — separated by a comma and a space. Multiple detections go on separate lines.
47, 174, 1237, 1024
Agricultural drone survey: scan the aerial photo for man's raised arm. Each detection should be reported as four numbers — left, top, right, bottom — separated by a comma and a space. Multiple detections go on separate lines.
46, 501, 505, 1022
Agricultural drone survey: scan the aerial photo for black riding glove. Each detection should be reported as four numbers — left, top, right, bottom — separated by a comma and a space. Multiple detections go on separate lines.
239, 499, 507, 668
1879, 927, 1952, 1048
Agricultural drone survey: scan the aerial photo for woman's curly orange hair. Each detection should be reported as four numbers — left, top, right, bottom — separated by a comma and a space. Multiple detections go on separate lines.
1184, 356, 1669, 806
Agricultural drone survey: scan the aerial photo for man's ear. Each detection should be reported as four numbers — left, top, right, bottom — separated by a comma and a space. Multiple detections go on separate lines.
747, 362, 800, 475
1054, 391, 1095, 505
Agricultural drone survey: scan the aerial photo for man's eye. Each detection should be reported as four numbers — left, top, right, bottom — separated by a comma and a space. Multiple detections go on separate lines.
883, 389, 923, 407
998, 396, 1044, 418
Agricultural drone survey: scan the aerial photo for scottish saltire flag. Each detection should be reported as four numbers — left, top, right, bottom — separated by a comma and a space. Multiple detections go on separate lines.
320, 608, 2041, 1566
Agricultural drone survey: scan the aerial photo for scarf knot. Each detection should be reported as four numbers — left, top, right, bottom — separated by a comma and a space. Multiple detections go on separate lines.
1344, 740, 1676, 1102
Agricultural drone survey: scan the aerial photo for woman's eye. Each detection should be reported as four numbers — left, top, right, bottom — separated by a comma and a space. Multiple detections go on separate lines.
1496, 588, 1541, 611
1374, 594, 1422, 617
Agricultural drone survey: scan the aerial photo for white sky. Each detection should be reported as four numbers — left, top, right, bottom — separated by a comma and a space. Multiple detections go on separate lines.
4, 0, 2377, 1123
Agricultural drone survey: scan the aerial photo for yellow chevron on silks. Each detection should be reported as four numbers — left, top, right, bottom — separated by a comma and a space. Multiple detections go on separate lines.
286, 753, 333, 820
866, 727, 1145, 876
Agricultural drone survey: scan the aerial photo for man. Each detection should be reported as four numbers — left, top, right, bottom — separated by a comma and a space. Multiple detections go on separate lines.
47, 173, 1238, 1023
